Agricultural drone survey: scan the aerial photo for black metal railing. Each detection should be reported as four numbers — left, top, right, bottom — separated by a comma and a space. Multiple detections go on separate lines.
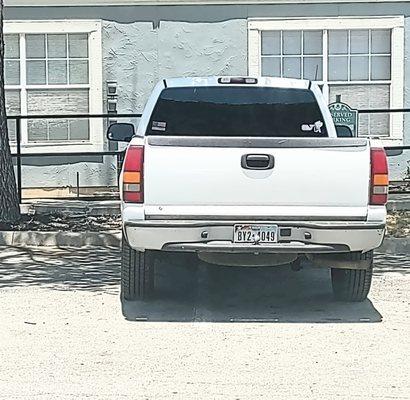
358, 108, 410, 152
7, 113, 141, 202
6, 109, 409, 203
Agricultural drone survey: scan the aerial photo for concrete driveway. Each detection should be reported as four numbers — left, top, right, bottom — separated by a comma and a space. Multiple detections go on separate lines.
0, 246, 409, 399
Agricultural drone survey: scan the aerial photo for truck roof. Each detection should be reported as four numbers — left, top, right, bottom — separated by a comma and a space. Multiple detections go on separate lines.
164, 76, 311, 90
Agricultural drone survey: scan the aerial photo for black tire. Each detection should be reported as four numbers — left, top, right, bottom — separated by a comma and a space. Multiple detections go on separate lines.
331, 251, 373, 302
121, 237, 155, 300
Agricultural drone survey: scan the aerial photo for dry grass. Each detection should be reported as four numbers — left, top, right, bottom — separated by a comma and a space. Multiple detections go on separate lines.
0, 212, 408, 238
387, 211, 410, 238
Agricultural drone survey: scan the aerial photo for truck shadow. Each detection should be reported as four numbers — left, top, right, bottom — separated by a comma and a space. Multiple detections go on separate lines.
122, 256, 384, 323
0, 245, 120, 293
0, 245, 399, 323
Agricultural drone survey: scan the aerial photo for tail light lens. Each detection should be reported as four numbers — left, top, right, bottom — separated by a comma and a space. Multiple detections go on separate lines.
123, 145, 144, 203
370, 148, 388, 205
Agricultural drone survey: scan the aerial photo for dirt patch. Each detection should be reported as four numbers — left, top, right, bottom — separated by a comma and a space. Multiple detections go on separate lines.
387, 211, 410, 238
0, 214, 121, 233
0, 212, 408, 238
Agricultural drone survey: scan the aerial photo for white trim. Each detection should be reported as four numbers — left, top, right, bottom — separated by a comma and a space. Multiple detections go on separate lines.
23, 84, 91, 89
248, 16, 405, 30
88, 20, 103, 149
322, 29, 329, 103
4, 20, 102, 34
248, 16, 405, 143
9, 142, 106, 154
248, 29, 260, 76
4, 19, 103, 153
5, 0, 410, 6
20, 33, 28, 143
390, 25, 405, 141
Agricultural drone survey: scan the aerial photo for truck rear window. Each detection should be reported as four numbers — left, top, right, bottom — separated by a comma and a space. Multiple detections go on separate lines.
147, 86, 328, 137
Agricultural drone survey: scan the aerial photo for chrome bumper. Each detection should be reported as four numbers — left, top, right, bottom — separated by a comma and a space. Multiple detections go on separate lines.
124, 219, 385, 254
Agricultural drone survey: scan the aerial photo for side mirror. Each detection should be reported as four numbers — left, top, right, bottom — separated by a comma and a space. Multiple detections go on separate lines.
385, 148, 403, 157
335, 125, 353, 138
107, 123, 135, 142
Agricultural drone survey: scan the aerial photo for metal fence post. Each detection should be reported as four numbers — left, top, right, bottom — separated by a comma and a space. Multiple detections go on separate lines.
15, 117, 22, 203
117, 151, 124, 184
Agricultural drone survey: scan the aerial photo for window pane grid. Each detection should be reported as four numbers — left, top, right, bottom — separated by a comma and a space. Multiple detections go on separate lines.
26, 33, 89, 86
261, 30, 323, 81
328, 29, 391, 82
4, 34, 21, 85
262, 29, 391, 82
5, 32, 91, 144
5, 90, 21, 141
260, 26, 392, 138
27, 89, 90, 142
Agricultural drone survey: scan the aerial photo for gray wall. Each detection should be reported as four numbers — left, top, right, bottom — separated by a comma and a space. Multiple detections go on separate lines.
6, 2, 410, 22
103, 20, 247, 114
18, 155, 119, 189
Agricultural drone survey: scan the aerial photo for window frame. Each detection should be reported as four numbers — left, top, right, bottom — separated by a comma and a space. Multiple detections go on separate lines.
4, 20, 103, 153
248, 17, 405, 145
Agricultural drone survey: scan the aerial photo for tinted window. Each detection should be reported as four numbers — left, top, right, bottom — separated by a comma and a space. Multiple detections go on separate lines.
147, 86, 327, 137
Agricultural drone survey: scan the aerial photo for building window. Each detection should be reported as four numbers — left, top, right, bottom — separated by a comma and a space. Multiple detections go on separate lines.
250, 18, 404, 144
4, 20, 103, 152
262, 30, 323, 81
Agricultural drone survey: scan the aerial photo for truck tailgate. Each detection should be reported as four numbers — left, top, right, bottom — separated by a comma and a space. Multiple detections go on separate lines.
143, 137, 370, 219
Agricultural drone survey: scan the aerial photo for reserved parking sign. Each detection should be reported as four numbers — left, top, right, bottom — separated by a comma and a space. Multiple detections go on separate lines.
329, 97, 358, 137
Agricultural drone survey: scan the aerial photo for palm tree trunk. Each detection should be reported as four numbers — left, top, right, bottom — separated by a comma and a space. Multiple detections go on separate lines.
0, 0, 20, 223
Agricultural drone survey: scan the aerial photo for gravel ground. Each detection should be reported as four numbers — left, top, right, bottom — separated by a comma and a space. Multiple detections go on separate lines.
0, 247, 409, 399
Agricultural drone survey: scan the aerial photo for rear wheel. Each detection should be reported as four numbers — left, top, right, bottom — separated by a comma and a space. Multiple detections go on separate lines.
121, 237, 155, 300
331, 251, 373, 302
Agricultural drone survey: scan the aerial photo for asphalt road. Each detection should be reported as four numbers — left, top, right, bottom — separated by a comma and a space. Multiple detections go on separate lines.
0, 246, 409, 399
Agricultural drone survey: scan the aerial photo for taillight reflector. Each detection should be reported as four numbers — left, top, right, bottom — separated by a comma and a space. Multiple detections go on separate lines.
123, 171, 141, 183
123, 145, 144, 203
373, 174, 389, 186
370, 148, 388, 205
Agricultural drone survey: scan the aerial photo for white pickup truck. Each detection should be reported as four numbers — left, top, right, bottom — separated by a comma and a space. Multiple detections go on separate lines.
108, 76, 389, 303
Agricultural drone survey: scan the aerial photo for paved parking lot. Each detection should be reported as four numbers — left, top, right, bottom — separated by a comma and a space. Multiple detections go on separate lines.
0, 246, 409, 399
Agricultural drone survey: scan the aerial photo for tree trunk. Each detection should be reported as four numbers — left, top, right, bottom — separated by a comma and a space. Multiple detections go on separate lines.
0, 0, 20, 223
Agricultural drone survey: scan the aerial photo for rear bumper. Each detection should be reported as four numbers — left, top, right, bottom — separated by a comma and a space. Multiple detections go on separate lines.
124, 219, 385, 254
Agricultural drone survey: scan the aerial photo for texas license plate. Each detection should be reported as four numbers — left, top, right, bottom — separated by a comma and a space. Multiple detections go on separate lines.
234, 224, 278, 243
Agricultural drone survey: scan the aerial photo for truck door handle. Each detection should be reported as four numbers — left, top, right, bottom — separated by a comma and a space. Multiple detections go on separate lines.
241, 154, 275, 170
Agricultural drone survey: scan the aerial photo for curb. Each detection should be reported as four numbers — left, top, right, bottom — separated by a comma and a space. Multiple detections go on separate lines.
0, 230, 121, 247
387, 201, 410, 212
378, 237, 410, 254
24, 200, 121, 217
0, 230, 408, 252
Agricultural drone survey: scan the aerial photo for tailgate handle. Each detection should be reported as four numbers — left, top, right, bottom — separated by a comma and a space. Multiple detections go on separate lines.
241, 154, 274, 170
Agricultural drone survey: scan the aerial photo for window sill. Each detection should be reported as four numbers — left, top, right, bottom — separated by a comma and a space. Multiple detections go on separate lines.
364, 138, 404, 147
10, 141, 105, 154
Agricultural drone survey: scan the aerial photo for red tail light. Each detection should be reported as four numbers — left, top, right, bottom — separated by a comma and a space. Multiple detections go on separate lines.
123, 145, 144, 203
370, 148, 388, 205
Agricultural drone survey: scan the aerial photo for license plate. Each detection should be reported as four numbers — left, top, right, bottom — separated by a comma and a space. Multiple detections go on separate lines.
234, 224, 278, 244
